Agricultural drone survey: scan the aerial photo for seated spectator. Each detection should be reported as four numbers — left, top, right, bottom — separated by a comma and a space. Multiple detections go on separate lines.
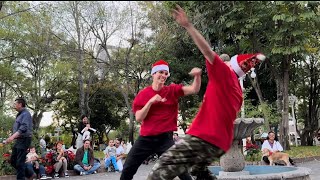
74, 139, 100, 175
261, 131, 295, 166
103, 140, 119, 172
173, 133, 182, 144
25, 146, 48, 179
114, 139, 125, 172
53, 141, 69, 178
39, 136, 47, 158
121, 140, 127, 155
125, 142, 132, 155
67, 144, 77, 155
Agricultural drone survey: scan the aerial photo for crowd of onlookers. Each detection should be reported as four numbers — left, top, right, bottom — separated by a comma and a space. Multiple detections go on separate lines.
22, 136, 131, 180
18, 129, 301, 180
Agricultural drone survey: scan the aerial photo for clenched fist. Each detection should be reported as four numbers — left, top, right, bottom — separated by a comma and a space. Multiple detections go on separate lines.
189, 67, 202, 76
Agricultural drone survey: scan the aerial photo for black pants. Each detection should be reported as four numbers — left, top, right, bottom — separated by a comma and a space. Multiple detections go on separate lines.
120, 132, 192, 180
10, 137, 32, 180
262, 156, 295, 165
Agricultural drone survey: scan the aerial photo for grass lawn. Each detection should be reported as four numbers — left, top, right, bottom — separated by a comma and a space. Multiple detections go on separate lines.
285, 146, 320, 158
94, 150, 105, 159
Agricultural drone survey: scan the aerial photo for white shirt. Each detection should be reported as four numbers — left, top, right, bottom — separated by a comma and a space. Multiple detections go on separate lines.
116, 145, 124, 156
261, 140, 283, 152
40, 138, 46, 149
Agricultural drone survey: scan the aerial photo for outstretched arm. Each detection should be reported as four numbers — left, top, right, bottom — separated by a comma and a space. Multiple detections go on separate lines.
173, 5, 215, 64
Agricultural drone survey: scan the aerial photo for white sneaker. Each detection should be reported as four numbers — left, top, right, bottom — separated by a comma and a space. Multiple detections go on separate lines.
80, 171, 85, 176
93, 171, 97, 174
64, 172, 69, 178
40, 175, 48, 179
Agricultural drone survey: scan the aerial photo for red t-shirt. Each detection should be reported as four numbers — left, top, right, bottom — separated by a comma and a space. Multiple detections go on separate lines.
132, 84, 184, 136
187, 53, 243, 152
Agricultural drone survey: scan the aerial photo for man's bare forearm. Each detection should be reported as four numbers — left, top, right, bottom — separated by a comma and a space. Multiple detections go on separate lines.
184, 24, 215, 63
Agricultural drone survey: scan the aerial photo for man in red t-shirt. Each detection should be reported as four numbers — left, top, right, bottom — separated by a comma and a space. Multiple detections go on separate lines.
147, 5, 266, 180
120, 58, 202, 180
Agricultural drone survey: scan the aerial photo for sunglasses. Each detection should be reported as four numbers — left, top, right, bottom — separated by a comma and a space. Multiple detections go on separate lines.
158, 71, 169, 76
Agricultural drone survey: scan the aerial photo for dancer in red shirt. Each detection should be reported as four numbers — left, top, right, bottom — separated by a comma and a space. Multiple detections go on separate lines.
120, 59, 202, 180
147, 5, 266, 180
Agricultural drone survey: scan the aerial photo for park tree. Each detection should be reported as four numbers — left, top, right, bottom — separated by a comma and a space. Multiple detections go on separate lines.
82, 1, 154, 144
51, 1, 99, 117
294, 53, 320, 145
0, 1, 73, 130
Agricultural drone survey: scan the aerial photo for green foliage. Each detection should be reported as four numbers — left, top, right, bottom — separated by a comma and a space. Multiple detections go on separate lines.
0, 1, 75, 130
0, 135, 15, 176
244, 144, 261, 162
115, 120, 130, 141
0, 113, 14, 139
245, 100, 280, 127
0, 156, 15, 176
61, 133, 72, 147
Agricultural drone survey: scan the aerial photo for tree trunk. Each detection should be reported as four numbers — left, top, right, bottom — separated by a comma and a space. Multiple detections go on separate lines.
300, 130, 314, 146
128, 111, 134, 145
249, 75, 270, 132
32, 111, 44, 130
279, 56, 290, 150
73, 1, 86, 116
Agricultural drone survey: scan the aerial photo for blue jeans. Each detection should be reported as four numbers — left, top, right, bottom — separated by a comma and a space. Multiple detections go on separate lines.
105, 156, 119, 171
25, 162, 46, 177
74, 162, 101, 175
10, 137, 32, 180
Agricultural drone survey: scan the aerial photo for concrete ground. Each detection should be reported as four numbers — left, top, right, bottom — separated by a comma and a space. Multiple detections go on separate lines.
0, 160, 319, 180
55, 159, 320, 180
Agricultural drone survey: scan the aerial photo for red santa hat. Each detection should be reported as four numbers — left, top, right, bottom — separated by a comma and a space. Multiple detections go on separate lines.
151, 59, 170, 76
230, 53, 266, 77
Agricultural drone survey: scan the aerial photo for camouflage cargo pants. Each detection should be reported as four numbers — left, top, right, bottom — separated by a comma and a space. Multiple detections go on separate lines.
147, 135, 225, 180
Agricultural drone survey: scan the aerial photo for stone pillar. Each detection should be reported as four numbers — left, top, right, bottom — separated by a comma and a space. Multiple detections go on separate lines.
220, 140, 245, 172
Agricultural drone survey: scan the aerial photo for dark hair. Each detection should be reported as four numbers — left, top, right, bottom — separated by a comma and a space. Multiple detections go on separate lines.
15, 97, 26, 107
80, 114, 87, 120
83, 139, 91, 143
267, 131, 279, 141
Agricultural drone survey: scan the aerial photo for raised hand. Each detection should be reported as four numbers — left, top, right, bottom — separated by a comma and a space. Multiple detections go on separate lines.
172, 5, 190, 28
188, 67, 202, 76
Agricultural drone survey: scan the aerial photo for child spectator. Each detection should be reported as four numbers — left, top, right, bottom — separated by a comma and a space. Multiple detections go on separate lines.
82, 123, 97, 141
104, 140, 119, 172
25, 146, 48, 179
26, 146, 40, 170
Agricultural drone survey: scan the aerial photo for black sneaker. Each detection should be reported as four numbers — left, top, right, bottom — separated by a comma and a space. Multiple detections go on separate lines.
194, 170, 216, 180
54, 173, 59, 179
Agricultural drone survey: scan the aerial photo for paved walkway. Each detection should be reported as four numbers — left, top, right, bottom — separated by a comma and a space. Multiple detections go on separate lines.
60, 163, 155, 180
64, 160, 320, 180
1, 160, 319, 180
